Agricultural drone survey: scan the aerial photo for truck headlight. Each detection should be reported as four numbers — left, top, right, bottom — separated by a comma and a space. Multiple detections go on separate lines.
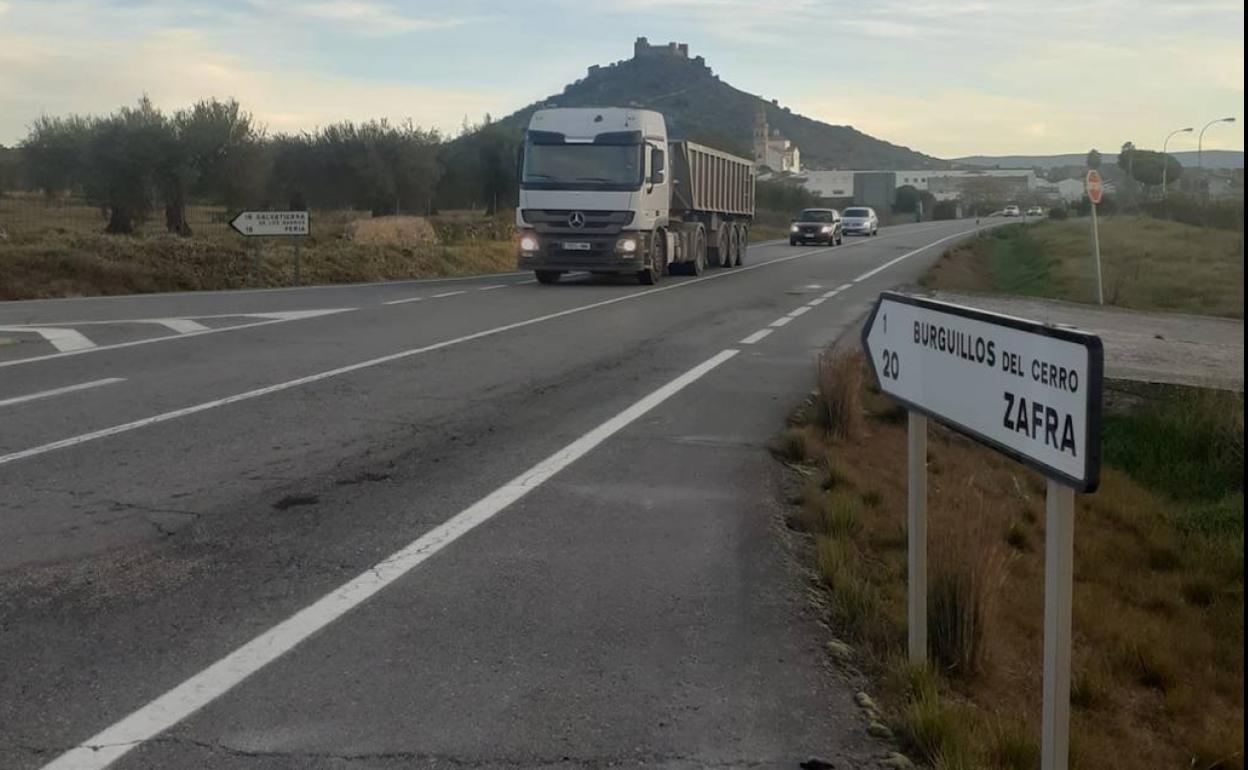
616, 236, 639, 256
519, 233, 539, 252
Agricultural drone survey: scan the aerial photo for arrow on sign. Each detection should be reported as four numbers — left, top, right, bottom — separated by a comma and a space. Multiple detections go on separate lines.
861, 292, 1104, 491
229, 210, 310, 237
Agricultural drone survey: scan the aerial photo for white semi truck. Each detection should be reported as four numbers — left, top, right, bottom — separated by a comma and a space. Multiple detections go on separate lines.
515, 108, 755, 285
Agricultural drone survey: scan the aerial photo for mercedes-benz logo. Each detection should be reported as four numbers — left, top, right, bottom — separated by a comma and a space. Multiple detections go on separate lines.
567, 211, 586, 229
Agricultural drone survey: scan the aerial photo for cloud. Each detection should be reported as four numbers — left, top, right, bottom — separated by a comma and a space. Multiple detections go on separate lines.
0, 25, 513, 142
295, 1, 467, 36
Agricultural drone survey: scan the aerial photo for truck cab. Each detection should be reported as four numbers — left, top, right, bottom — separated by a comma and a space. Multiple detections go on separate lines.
516, 107, 754, 285
516, 108, 669, 284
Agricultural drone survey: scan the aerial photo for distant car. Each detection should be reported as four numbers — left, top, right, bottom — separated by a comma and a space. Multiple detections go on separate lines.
841, 206, 879, 236
790, 208, 843, 246
1026, 206, 1044, 216
1003, 205, 1022, 217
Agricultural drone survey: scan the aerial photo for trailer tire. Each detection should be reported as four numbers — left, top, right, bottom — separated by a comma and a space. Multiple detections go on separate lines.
709, 230, 729, 268
689, 228, 707, 276
638, 231, 665, 285
735, 227, 747, 266
534, 270, 562, 285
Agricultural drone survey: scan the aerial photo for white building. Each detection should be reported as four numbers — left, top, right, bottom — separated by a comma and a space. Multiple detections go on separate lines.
752, 109, 801, 174
797, 167, 1040, 201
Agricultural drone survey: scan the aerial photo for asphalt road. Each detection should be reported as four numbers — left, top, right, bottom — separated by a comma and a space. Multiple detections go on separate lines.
1, 219, 987, 770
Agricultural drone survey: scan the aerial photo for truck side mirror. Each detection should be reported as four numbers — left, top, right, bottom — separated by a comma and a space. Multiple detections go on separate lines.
515, 145, 525, 179
650, 148, 665, 184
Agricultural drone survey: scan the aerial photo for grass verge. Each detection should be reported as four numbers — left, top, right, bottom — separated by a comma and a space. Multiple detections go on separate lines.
776, 353, 1244, 769
923, 217, 1244, 318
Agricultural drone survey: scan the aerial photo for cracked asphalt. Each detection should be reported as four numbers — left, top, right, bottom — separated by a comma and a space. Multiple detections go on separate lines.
1, 221, 983, 769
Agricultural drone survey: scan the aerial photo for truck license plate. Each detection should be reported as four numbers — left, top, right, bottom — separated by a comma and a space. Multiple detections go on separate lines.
562, 242, 591, 251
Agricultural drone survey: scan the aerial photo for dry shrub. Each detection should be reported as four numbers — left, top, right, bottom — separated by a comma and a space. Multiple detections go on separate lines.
814, 350, 863, 440
343, 215, 440, 247
928, 504, 1010, 678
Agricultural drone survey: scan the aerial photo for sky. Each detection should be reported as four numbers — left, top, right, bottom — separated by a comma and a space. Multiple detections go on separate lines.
0, 0, 1243, 159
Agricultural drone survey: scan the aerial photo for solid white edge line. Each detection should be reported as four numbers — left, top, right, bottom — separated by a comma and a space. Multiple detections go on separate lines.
769, 316, 794, 328
37, 348, 740, 770
153, 319, 209, 334
0, 378, 126, 409
0, 326, 96, 352
477, 285, 507, 291
787, 306, 812, 318
738, 329, 773, 345
382, 297, 425, 306
852, 229, 974, 284
837, 283, 853, 291
431, 290, 467, 299
807, 298, 826, 307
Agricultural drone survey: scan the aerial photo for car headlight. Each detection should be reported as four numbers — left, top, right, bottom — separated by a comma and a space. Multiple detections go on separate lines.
616, 236, 638, 256
820, 225, 833, 233
519, 233, 539, 252
790, 224, 799, 233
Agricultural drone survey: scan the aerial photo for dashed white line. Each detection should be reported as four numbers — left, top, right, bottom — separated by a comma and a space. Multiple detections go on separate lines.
0, 326, 95, 352
431, 290, 467, 299
37, 348, 740, 770
383, 297, 425, 305
786, 306, 812, 318
738, 329, 773, 345
153, 318, 209, 334
0, 378, 126, 409
769, 316, 794, 328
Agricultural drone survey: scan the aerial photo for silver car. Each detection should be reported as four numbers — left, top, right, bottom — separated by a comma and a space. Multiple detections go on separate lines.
841, 206, 879, 236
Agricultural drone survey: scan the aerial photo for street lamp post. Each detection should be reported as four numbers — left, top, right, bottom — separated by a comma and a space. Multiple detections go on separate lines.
1198, 117, 1236, 169
1161, 127, 1193, 200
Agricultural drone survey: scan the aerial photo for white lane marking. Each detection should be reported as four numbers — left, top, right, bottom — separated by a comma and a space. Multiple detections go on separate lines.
153, 319, 209, 334
382, 297, 425, 306
0, 310, 355, 370
37, 348, 740, 770
837, 283, 853, 291
431, 290, 466, 299
769, 316, 794, 328
0, 225, 975, 464
807, 298, 826, 307
0, 326, 95, 352
787, 306, 812, 318
739, 329, 773, 345
853, 230, 974, 283
477, 284, 507, 291
0, 378, 126, 409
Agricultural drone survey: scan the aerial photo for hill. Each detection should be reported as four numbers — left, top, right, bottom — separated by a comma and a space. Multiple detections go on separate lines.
491, 42, 942, 170
955, 150, 1244, 170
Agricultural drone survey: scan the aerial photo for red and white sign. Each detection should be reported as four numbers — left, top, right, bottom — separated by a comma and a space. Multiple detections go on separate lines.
1085, 170, 1103, 205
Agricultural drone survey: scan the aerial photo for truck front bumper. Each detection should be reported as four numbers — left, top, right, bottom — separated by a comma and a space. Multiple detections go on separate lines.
517, 231, 647, 274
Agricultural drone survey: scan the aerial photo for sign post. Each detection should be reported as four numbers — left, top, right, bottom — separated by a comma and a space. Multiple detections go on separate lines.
1085, 170, 1104, 305
863, 292, 1102, 770
230, 211, 310, 287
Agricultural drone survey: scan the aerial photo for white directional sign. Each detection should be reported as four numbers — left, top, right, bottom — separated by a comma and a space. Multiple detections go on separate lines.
862, 292, 1103, 491
229, 210, 309, 237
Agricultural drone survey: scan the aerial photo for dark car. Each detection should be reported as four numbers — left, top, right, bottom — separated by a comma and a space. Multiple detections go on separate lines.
789, 208, 842, 246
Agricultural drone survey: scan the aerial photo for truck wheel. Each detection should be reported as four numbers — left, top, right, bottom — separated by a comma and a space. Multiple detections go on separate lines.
638, 233, 665, 285
691, 229, 707, 276
735, 227, 747, 266
710, 231, 728, 268
535, 270, 562, 285
723, 227, 738, 268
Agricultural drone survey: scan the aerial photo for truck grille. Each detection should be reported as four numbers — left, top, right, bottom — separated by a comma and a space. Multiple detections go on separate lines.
522, 209, 634, 236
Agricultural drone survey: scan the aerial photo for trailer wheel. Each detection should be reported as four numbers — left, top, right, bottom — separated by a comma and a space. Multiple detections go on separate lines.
534, 270, 562, 285
734, 227, 747, 266
638, 231, 665, 285
690, 228, 707, 276
725, 226, 740, 268
709, 230, 729, 268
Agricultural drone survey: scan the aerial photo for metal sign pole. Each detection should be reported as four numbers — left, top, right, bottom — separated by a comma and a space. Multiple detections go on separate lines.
1041, 480, 1075, 770
251, 240, 261, 287
1090, 202, 1103, 305
293, 239, 302, 287
907, 411, 928, 664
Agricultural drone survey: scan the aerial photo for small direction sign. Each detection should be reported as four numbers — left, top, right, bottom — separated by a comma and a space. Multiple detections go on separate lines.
862, 292, 1103, 491
229, 210, 309, 237
1085, 169, 1103, 205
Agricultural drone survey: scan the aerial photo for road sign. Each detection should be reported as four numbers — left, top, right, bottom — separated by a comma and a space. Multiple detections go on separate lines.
1085, 169, 1103, 205
862, 292, 1103, 491
229, 210, 309, 237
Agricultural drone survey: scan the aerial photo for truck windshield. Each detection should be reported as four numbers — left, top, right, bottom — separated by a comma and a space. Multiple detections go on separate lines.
523, 143, 642, 187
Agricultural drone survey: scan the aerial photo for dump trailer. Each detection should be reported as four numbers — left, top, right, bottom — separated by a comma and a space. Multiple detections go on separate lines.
515, 107, 755, 285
